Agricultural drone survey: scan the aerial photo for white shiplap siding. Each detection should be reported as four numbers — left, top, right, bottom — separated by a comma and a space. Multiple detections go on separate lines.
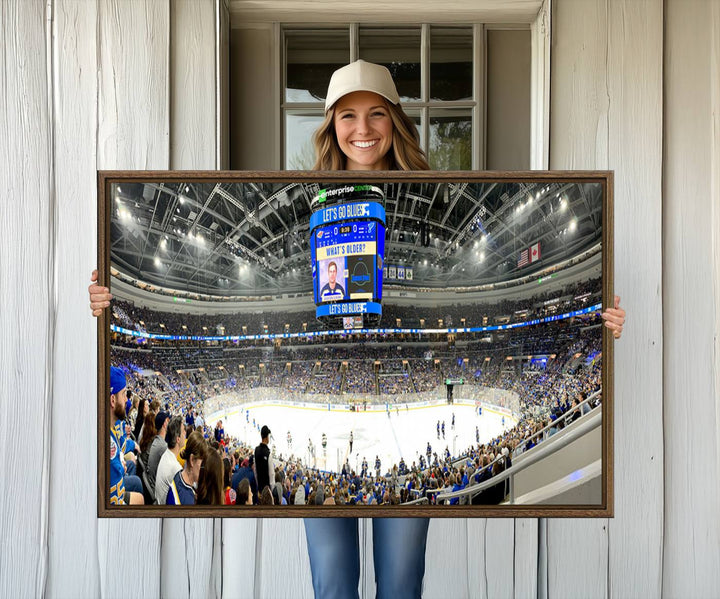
2, 0, 719, 597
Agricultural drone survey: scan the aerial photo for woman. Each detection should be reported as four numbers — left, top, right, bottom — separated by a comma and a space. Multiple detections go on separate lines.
137, 411, 158, 504
196, 447, 225, 505
132, 397, 148, 442
89, 59, 626, 598
301, 60, 431, 599
167, 430, 207, 505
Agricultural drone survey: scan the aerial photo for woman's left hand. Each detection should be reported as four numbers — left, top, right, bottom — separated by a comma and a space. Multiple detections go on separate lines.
601, 295, 625, 339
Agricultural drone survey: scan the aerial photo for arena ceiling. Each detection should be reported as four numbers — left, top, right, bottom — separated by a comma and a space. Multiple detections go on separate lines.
110, 178, 603, 298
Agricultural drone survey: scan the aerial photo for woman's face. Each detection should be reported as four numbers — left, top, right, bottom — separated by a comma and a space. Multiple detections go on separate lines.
333, 91, 393, 171
189, 454, 203, 484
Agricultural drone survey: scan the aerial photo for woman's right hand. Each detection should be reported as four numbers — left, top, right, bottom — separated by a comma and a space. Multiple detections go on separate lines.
89, 269, 112, 317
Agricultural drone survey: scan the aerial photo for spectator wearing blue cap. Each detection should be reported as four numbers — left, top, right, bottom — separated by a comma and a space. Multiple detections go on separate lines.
109, 366, 144, 505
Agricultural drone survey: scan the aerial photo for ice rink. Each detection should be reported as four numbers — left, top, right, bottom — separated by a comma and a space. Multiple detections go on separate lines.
208, 400, 516, 474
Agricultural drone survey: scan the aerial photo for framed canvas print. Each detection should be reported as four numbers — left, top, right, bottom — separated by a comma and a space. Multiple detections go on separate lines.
97, 170, 613, 518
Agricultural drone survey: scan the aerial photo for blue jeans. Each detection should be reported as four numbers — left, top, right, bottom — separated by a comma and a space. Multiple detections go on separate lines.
123, 474, 143, 495
303, 517, 430, 599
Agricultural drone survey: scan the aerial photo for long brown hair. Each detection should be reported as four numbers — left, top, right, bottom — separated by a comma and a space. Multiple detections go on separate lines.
180, 430, 207, 472
260, 486, 274, 505
139, 411, 157, 454
312, 100, 430, 171
197, 449, 225, 505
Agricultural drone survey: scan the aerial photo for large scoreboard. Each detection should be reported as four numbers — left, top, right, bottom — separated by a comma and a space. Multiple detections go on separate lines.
309, 185, 386, 326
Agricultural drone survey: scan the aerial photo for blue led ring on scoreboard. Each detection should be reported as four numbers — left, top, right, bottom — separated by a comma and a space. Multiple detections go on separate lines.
309, 200, 386, 230
315, 301, 382, 319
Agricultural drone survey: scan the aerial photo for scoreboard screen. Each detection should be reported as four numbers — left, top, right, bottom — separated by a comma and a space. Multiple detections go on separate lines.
312, 220, 383, 303
309, 196, 386, 324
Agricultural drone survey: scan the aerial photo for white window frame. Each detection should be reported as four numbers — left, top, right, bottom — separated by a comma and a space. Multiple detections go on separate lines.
229, 0, 551, 170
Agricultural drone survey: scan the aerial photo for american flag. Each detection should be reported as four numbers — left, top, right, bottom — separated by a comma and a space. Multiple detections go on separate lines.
517, 249, 529, 268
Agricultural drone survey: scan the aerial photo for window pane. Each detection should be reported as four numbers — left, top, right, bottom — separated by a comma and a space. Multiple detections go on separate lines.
402, 109, 423, 149
285, 112, 324, 169
286, 30, 350, 103
430, 27, 473, 101
359, 27, 421, 102
486, 30, 530, 169
429, 109, 472, 170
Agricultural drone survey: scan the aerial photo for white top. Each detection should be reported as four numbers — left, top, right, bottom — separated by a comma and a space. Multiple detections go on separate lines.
155, 449, 182, 505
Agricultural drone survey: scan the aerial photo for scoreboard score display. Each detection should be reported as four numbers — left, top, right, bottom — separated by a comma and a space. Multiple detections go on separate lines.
310, 186, 386, 326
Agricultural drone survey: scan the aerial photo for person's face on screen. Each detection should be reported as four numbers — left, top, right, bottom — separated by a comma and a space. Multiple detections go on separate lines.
333, 91, 393, 171
328, 263, 337, 286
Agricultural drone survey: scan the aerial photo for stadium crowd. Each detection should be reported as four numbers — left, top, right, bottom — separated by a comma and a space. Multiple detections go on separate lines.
110, 277, 601, 340
110, 313, 603, 507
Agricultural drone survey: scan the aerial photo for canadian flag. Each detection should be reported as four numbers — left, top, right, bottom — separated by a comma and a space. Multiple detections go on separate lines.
530, 242, 541, 263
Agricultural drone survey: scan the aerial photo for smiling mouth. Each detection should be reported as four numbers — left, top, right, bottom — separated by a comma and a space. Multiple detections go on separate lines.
351, 140, 379, 149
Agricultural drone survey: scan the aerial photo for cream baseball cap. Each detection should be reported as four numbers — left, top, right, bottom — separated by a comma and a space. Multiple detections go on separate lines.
324, 60, 400, 112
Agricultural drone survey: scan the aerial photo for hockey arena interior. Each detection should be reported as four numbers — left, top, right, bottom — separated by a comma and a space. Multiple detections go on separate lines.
108, 177, 605, 508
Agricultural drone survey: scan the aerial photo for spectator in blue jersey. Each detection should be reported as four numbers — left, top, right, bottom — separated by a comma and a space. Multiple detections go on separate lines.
232, 454, 258, 505
109, 367, 143, 505
319, 261, 345, 301
214, 419, 225, 444
124, 388, 133, 418
449, 473, 464, 506
167, 430, 207, 505
113, 408, 137, 476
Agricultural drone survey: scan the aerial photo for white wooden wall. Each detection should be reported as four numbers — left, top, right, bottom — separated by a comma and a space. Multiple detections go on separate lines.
1, 0, 718, 597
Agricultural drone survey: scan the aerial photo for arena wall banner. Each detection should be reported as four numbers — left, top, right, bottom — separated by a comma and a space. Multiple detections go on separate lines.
97, 171, 614, 518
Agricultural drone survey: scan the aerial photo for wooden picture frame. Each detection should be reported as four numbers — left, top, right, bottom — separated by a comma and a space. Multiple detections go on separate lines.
98, 170, 613, 518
